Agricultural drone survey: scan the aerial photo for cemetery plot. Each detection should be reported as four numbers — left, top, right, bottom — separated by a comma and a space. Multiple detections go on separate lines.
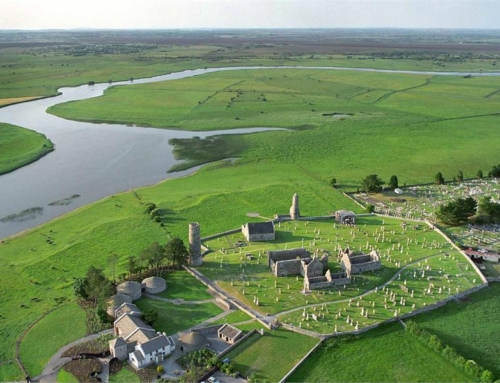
199, 216, 482, 324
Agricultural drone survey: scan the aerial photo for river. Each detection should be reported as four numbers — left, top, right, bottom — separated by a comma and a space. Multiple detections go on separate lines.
1, 66, 499, 239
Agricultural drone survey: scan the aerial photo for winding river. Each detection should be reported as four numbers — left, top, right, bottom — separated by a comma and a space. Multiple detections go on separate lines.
1, 66, 499, 239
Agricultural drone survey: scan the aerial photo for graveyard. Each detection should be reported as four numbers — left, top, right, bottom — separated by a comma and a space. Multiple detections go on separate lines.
352, 179, 500, 252
198, 215, 483, 334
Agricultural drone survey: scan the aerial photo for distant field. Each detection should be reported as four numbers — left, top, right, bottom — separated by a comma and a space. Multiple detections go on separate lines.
287, 322, 474, 382
0, 123, 53, 175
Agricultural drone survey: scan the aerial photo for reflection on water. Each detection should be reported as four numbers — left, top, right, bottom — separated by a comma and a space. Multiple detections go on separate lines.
1, 207, 44, 223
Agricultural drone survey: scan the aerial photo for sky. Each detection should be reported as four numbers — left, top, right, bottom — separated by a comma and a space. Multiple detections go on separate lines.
1, 0, 499, 30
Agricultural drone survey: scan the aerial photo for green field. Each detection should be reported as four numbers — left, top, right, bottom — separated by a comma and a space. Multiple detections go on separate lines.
412, 283, 500, 378
48, 68, 500, 187
19, 302, 86, 378
287, 322, 474, 382
134, 298, 223, 334
0, 123, 53, 175
225, 326, 318, 382
158, 270, 213, 301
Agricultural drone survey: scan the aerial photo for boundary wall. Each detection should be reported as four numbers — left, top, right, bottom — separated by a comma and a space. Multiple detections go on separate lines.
218, 329, 258, 358
279, 338, 324, 383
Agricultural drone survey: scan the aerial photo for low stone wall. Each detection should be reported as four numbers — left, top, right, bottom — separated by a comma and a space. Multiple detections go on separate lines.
279, 338, 324, 383
215, 297, 232, 310
486, 277, 500, 283
218, 329, 258, 358
279, 323, 323, 339
201, 228, 241, 242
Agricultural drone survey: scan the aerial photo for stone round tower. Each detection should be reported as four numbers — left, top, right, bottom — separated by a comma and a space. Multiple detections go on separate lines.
290, 193, 300, 220
189, 222, 202, 266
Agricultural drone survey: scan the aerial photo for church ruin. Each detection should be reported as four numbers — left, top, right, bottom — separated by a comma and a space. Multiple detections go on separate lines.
339, 247, 381, 274
267, 248, 351, 291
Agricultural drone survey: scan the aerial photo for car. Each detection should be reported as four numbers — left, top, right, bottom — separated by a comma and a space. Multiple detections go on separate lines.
208, 377, 220, 383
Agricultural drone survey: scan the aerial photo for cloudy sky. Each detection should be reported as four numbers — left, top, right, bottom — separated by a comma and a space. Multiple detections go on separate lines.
1, 0, 498, 30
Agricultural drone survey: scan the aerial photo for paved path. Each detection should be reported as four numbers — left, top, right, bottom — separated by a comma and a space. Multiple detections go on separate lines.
33, 328, 113, 382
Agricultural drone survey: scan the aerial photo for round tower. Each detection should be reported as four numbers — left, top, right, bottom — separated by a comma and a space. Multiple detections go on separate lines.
188, 222, 202, 266
290, 193, 300, 220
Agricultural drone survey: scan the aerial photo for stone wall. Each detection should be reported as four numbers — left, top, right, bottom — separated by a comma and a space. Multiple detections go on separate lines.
192, 324, 223, 335
268, 248, 310, 263
274, 258, 303, 277
248, 233, 275, 241
218, 329, 258, 358
278, 338, 324, 383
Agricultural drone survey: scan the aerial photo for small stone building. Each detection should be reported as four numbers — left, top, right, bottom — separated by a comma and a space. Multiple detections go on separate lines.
242, 221, 275, 242
340, 248, 381, 274
335, 210, 356, 225
116, 281, 142, 301
217, 324, 243, 344
115, 302, 142, 319
142, 276, 167, 294
109, 337, 128, 360
107, 294, 133, 317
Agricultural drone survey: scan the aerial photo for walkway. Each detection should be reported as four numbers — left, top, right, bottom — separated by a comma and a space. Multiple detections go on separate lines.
33, 328, 113, 382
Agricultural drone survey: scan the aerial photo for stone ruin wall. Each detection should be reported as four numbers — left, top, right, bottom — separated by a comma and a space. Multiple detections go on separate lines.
248, 232, 275, 241
349, 254, 372, 264
274, 258, 303, 277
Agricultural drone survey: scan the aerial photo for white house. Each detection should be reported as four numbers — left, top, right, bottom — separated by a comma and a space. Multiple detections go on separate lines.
129, 333, 176, 369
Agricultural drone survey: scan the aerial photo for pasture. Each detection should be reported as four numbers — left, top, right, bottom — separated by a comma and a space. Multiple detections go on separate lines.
287, 322, 474, 382
224, 326, 318, 382
0, 123, 53, 175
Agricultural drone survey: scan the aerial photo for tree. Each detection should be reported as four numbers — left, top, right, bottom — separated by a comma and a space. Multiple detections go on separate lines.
477, 169, 483, 179
457, 170, 464, 182
435, 172, 445, 185
73, 277, 89, 299
436, 197, 477, 225
478, 196, 500, 223
128, 255, 137, 277
365, 203, 375, 213
84, 266, 114, 305
165, 237, 189, 267
144, 309, 158, 325
141, 242, 166, 270
389, 175, 398, 190
488, 165, 499, 178
329, 177, 337, 188
361, 174, 384, 193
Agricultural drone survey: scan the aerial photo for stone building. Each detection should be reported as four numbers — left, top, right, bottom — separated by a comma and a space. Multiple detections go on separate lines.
290, 193, 300, 220
116, 281, 142, 301
217, 324, 243, 344
114, 302, 142, 319
107, 294, 133, 317
142, 276, 167, 294
340, 247, 381, 274
189, 222, 202, 266
242, 221, 275, 242
335, 210, 356, 225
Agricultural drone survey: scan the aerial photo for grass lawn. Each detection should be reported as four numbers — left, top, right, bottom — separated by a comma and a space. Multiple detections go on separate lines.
134, 298, 223, 334
287, 322, 474, 382
109, 367, 140, 383
411, 283, 500, 378
158, 270, 213, 301
212, 310, 253, 325
56, 368, 78, 382
225, 326, 318, 382
19, 302, 86, 377
0, 123, 53, 175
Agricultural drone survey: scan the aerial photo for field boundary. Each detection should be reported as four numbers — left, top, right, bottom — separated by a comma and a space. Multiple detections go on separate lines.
279, 338, 324, 383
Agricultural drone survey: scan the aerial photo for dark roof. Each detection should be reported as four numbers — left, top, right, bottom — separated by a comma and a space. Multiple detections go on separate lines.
140, 334, 170, 355
218, 324, 242, 340
109, 337, 127, 348
132, 350, 144, 362
245, 221, 275, 234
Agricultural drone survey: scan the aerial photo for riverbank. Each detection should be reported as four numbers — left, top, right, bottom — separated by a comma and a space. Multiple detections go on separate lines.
0, 123, 54, 176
